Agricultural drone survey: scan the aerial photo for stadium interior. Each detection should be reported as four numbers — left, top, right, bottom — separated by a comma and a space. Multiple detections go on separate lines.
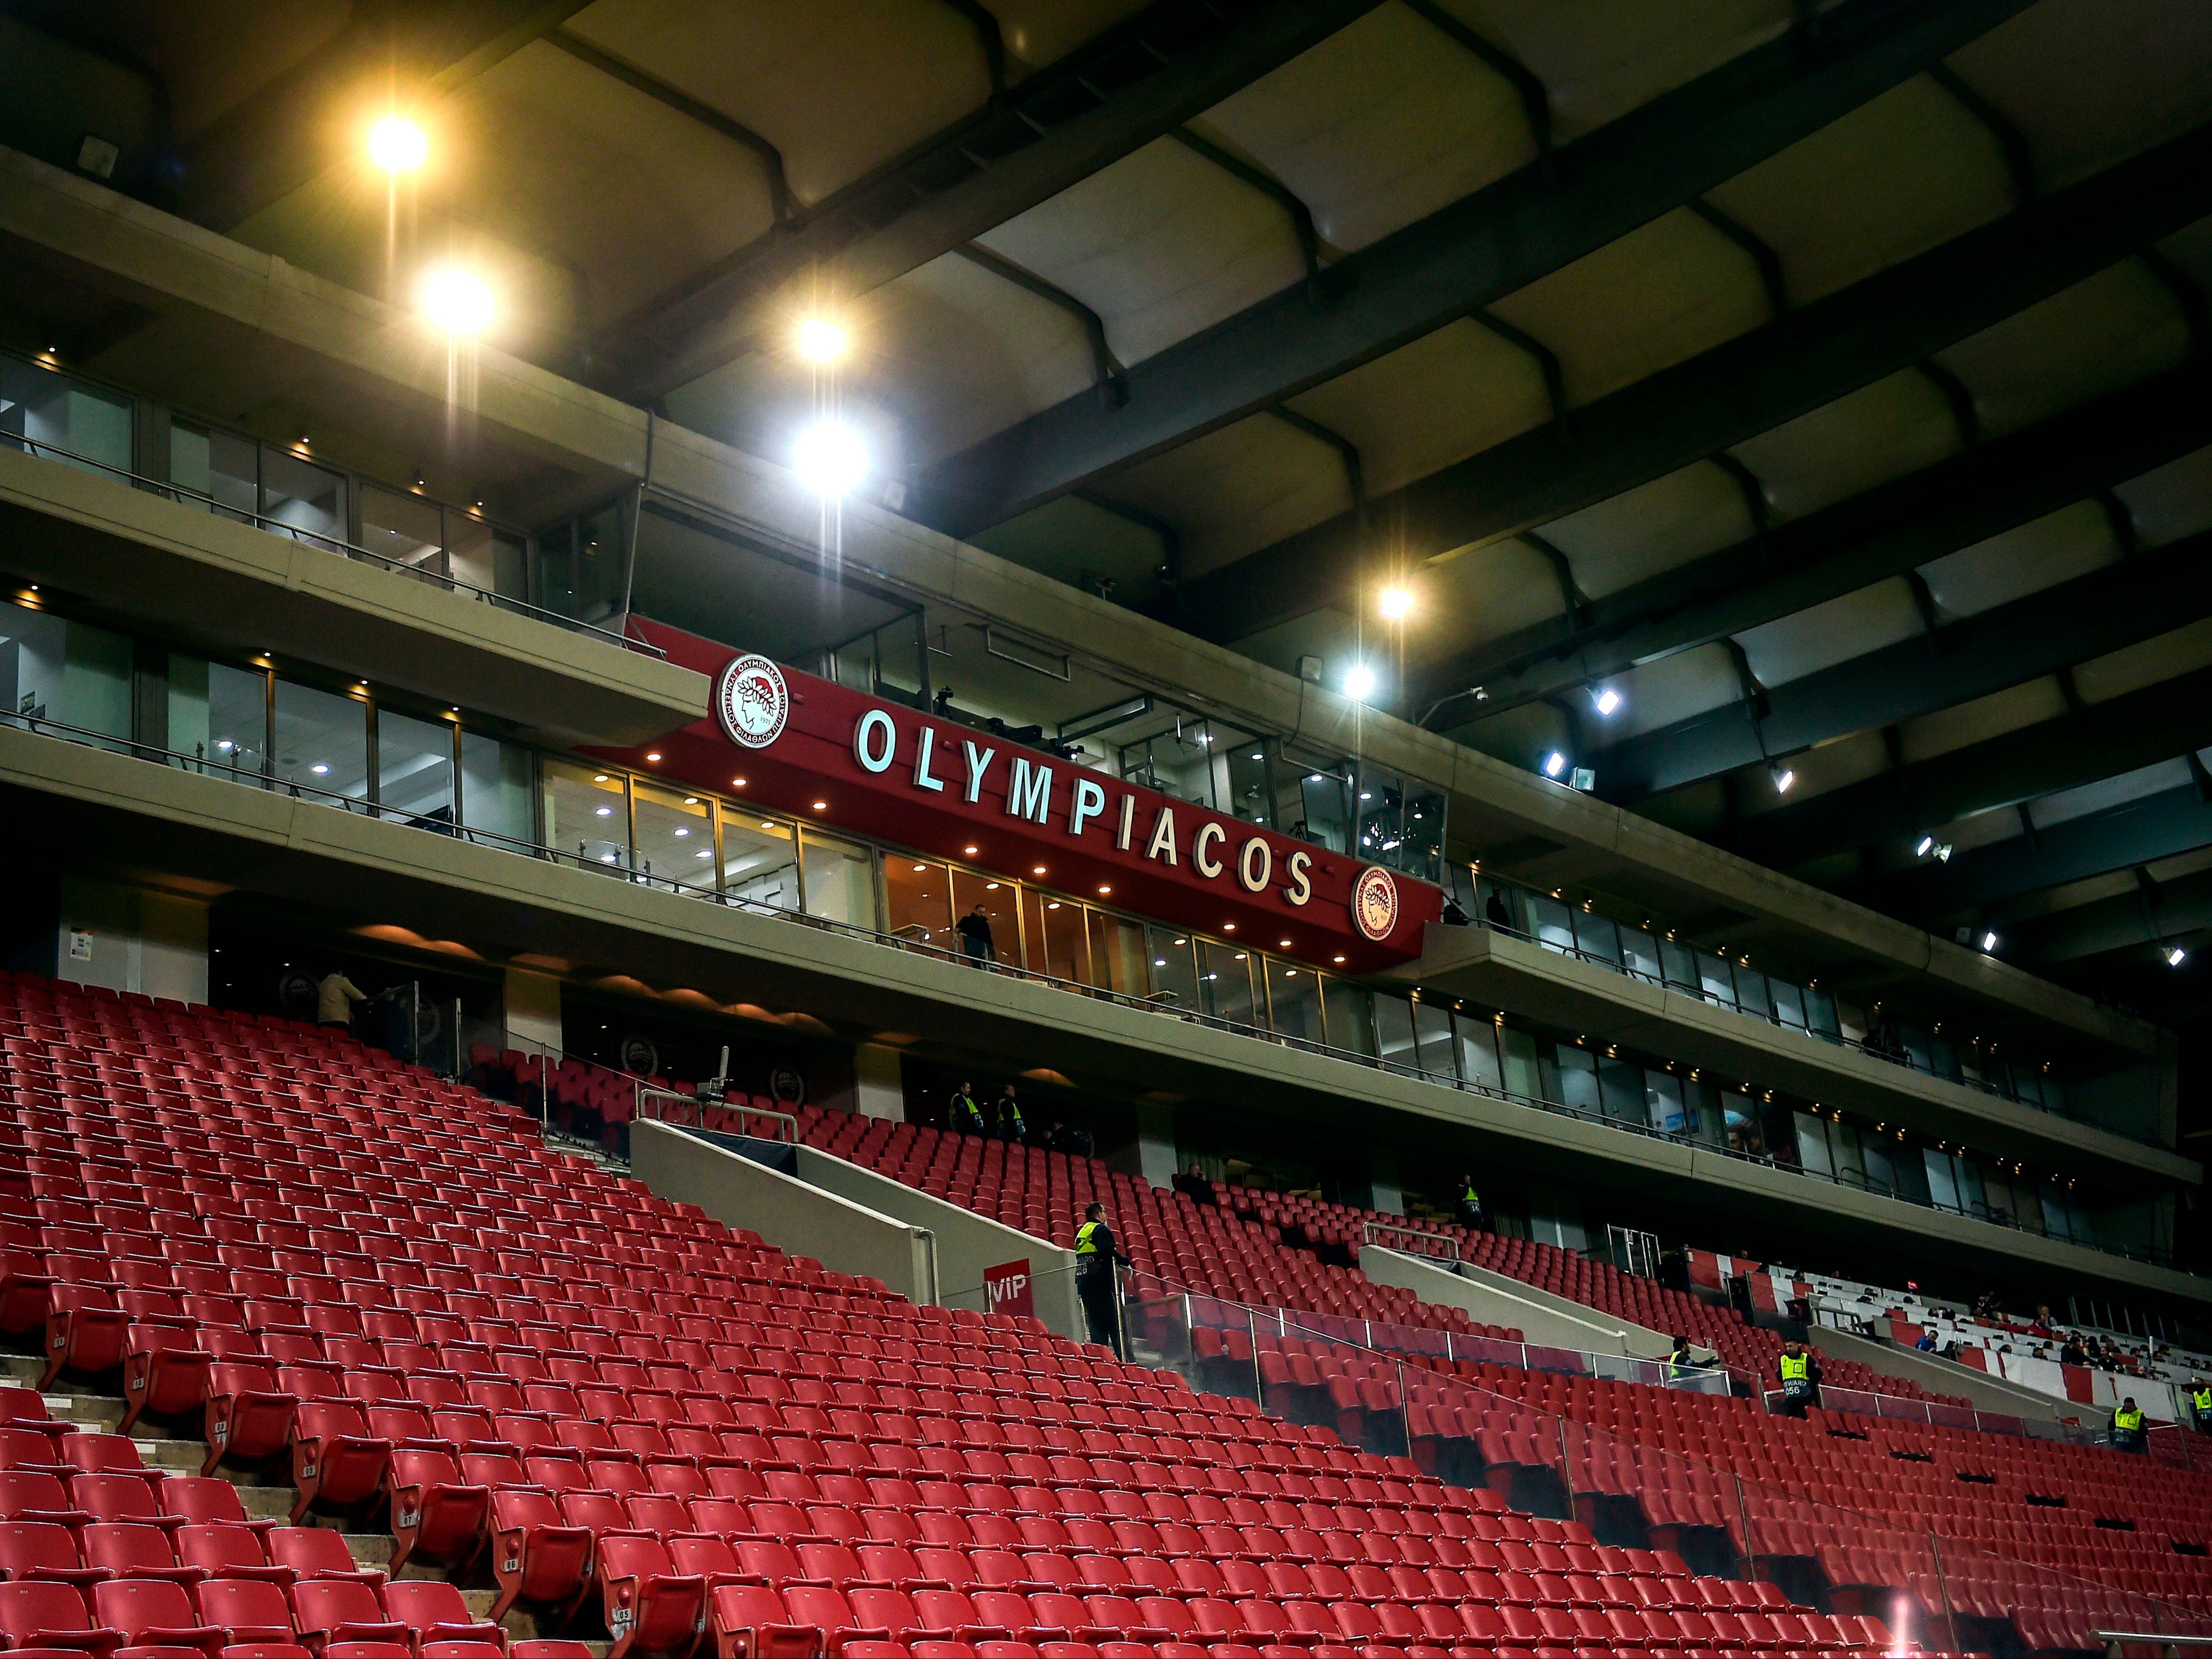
2, 1, 2212, 1654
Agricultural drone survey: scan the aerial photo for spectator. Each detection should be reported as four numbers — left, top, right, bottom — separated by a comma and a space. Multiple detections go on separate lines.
2190, 1379, 2212, 1435
1665, 1335, 1705, 1374
1484, 889, 1513, 931
955, 904, 996, 967
317, 970, 366, 1034
994, 1083, 1026, 1144
2110, 1396, 2148, 1453
1454, 1175, 1487, 1234
948, 1080, 986, 1137
1074, 1202, 1133, 1357
1774, 1339, 1822, 1418
1172, 1164, 1211, 1204
1916, 1330, 1937, 1353
1441, 893, 1471, 926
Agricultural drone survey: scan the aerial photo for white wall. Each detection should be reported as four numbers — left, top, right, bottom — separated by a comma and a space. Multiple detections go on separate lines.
53, 876, 207, 1003
502, 966, 561, 1053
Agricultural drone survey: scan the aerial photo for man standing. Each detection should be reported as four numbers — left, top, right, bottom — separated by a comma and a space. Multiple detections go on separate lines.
2191, 1380, 2212, 1435
956, 904, 996, 966
317, 970, 366, 1035
1774, 1339, 1822, 1418
1454, 1175, 1487, 1235
994, 1083, 1026, 1144
1074, 1202, 1132, 1357
948, 1080, 986, 1137
2112, 1396, 2149, 1452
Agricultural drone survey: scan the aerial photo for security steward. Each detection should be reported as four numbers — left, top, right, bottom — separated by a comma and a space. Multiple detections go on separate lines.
949, 1081, 986, 1137
2191, 1380, 2212, 1435
1665, 1334, 1701, 1376
1455, 1174, 1487, 1235
1774, 1339, 1822, 1418
995, 1083, 1026, 1144
1074, 1202, 1133, 1357
2112, 1396, 2149, 1453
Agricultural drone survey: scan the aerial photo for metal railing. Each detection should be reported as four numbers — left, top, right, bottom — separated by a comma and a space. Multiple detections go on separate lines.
5, 435, 663, 658
1, 704, 2189, 1276
1360, 1218, 1462, 1260
635, 1086, 798, 1143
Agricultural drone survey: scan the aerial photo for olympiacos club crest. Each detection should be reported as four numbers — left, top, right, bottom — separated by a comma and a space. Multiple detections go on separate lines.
716, 654, 789, 750
1352, 866, 1400, 942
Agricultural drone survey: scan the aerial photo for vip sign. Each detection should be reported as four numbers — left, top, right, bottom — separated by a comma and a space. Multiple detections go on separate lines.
982, 1258, 1034, 1318
594, 620, 1445, 973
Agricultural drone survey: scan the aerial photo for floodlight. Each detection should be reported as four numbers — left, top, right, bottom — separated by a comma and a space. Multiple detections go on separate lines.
793, 419, 868, 496
1343, 663, 1377, 702
2167, 945, 2189, 967
1378, 587, 1414, 621
419, 267, 494, 336
1772, 767, 1795, 793
1915, 836, 1934, 857
1543, 752, 1568, 779
1981, 931, 1998, 952
1592, 687, 1622, 717
368, 117, 427, 173
796, 318, 849, 363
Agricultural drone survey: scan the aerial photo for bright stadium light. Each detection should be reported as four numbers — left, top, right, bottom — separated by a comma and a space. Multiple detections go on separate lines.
1915, 836, 1935, 857
1543, 752, 1568, 779
796, 319, 849, 363
1981, 931, 1999, 953
2167, 945, 2188, 968
1343, 663, 1377, 702
1378, 587, 1414, 621
1592, 687, 1622, 717
368, 116, 427, 173
419, 267, 494, 336
1772, 766, 1795, 794
794, 419, 868, 497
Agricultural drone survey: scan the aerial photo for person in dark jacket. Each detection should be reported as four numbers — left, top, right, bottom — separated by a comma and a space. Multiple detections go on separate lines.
1074, 1202, 1133, 1356
1484, 890, 1514, 931
956, 904, 996, 966
994, 1083, 1026, 1143
948, 1080, 986, 1137
1774, 1340, 1823, 1418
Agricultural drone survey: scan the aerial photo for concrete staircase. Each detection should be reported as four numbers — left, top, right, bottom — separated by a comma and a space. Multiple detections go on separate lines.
1, 1353, 610, 1654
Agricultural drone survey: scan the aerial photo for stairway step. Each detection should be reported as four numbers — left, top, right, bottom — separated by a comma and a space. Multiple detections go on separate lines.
338, 1533, 394, 1566
229, 1485, 294, 1521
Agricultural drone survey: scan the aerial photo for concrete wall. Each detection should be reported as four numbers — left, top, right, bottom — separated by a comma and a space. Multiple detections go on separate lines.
53, 875, 206, 1003
631, 1121, 936, 1306
502, 966, 562, 1055
1810, 1324, 2079, 1423
792, 1144, 1084, 1341
1359, 1245, 1669, 1357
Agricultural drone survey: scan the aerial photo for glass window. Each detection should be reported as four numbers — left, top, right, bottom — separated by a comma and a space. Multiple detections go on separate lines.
1722, 1091, 1762, 1156
1456, 1014, 1502, 1092
378, 710, 455, 830
169, 420, 257, 522
1696, 952, 1736, 1008
886, 857, 955, 949
1954, 1157, 1988, 1219
1226, 744, 1271, 828
166, 653, 209, 767
633, 781, 711, 891
1553, 1047, 1601, 1116
1660, 939, 1699, 992
361, 487, 445, 581
1413, 999, 1455, 1080
875, 618, 926, 709
1804, 987, 1841, 1041
1620, 928, 1661, 982
1399, 785, 1445, 883
2039, 1186, 2073, 1241
1645, 1071, 1688, 1134
950, 869, 1019, 966
460, 732, 532, 847
1145, 926, 1199, 1009
1, 360, 130, 475
720, 812, 799, 912
1891, 1145, 1931, 1205
0, 603, 129, 747
544, 760, 629, 869
1686, 1080, 1725, 1147
1598, 1059, 1644, 1124
1326, 979, 1377, 1057
1478, 880, 1523, 933
1020, 889, 1092, 983
202, 662, 267, 781
2065, 1200, 2095, 1246
1198, 940, 1259, 1027
1981, 1170, 2017, 1227
1294, 769, 1350, 854
801, 831, 874, 927
1573, 913, 1620, 968
1088, 911, 1149, 997
1768, 978, 1805, 1030
1375, 996, 1419, 1073
537, 502, 628, 625
1498, 1026, 1544, 1100
1860, 1134, 1895, 1197
448, 516, 529, 606
261, 450, 348, 551
1924, 1149, 1961, 1214
1266, 958, 1322, 1043
272, 680, 367, 807
1733, 966, 1770, 1020
1793, 1113, 1833, 1178
1530, 896, 1576, 955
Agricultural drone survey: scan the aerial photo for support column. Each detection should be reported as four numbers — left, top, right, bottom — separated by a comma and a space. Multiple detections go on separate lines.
53, 877, 207, 1004
502, 966, 562, 1055
1135, 1101, 1178, 1189
1364, 1149, 1404, 1217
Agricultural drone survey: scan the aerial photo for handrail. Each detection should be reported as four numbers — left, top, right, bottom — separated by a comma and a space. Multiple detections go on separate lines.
0, 704, 2188, 1276
635, 1085, 798, 1144
2096, 1638, 2212, 1654
1361, 1218, 1461, 1262
5, 435, 663, 658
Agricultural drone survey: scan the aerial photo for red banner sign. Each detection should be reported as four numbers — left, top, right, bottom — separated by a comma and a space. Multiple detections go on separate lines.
596, 618, 1440, 971
982, 1258, 1034, 1318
